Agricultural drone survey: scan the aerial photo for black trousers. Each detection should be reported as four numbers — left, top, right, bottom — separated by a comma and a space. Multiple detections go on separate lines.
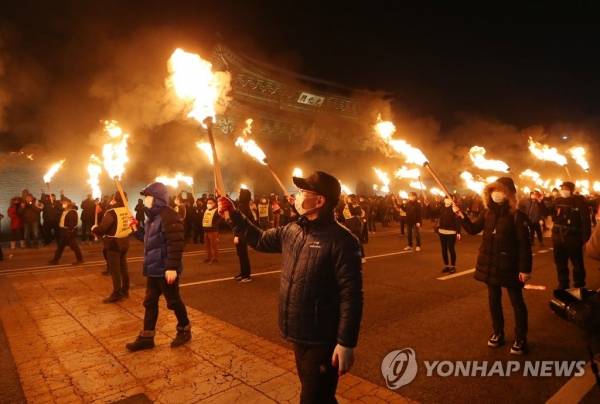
81, 220, 93, 242
439, 233, 457, 266
407, 223, 421, 247
106, 248, 129, 296
236, 239, 251, 278
143, 277, 190, 331
487, 284, 528, 341
529, 222, 543, 244
293, 343, 338, 404
367, 215, 376, 232
399, 218, 406, 235
42, 220, 59, 244
553, 238, 586, 288
52, 232, 83, 262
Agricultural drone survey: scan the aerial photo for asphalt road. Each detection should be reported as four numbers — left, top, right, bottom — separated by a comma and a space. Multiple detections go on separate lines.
2, 223, 600, 403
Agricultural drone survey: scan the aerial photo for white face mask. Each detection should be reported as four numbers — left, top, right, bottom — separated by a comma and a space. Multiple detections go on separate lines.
294, 191, 319, 216
560, 190, 572, 198
181, 192, 187, 199
143, 195, 154, 209
444, 199, 453, 207
491, 191, 506, 203
206, 203, 215, 209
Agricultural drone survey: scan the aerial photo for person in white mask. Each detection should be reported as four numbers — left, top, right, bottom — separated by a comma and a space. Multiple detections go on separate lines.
218, 171, 363, 403
453, 177, 532, 355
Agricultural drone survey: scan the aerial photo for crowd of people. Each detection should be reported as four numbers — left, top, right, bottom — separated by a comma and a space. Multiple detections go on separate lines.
2, 175, 600, 402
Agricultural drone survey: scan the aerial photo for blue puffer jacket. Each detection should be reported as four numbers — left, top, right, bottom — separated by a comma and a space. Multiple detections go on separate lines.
135, 182, 185, 277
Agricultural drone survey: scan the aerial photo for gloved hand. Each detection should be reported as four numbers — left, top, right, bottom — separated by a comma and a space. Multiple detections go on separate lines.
518, 272, 531, 283
129, 217, 139, 230
165, 270, 178, 285
217, 196, 235, 216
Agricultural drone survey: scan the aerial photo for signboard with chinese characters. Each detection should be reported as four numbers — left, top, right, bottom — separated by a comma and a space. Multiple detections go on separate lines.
297, 92, 325, 107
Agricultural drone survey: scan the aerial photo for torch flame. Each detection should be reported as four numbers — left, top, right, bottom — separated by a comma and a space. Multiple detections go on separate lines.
374, 113, 396, 141
460, 171, 485, 194
155, 172, 194, 188
520, 169, 545, 187
528, 137, 567, 166
340, 182, 352, 195
394, 166, 421, 180
240, 183, 249, 190
593, 181, 600, 193
576, 179, 590, 195
409, 180, 427, 191
196, 142, 214, 165
167, 48, 231, 126
373, 167, 391, 187
101, 120, 129, 180
398, 190, 409, 199
235, 119, 267, 165
43, 159, 65, 184
429, 187, 446, 197
87, 155, 102, 199
292, 167, 303, 178
568, 146, 590, 172
468, 146, 509, 173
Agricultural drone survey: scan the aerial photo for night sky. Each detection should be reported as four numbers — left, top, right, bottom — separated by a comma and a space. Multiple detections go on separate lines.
2, 1, 600, 148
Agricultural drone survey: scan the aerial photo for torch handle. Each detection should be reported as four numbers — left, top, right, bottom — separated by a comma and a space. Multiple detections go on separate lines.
423, 163, 452, 198
267, 164, 289, 197
205, 119, 225, 196
564, 165, 573, 181
114, 178, 133, 217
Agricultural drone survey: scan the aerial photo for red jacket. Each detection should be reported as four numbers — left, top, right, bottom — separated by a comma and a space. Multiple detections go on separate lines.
8, 206, 23, 230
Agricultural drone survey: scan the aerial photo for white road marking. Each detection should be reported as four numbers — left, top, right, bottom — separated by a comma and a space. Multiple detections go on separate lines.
437, 268, 476, 280
180, 250, 412, 287
0, 248, 237, 275
546, 360, 597, 404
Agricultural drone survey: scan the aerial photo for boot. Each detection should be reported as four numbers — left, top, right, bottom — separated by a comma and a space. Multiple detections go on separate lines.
102, 293, 123, 304
48, 259, 59, 265
171, 324, 191, 348
126, 332, 155, 352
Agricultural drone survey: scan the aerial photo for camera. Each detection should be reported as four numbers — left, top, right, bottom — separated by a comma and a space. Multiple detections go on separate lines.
549, 288, 600, 335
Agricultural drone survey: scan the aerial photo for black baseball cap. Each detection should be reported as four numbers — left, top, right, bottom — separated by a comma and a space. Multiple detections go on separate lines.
293, 171, 341, 206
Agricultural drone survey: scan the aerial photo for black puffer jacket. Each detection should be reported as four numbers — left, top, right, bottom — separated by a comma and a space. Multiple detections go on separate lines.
462, 202, 532, 288
231, 209, 363, 347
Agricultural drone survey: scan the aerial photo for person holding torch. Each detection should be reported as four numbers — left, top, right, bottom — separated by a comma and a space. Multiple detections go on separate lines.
453, 177, 532, 355
218, 171, 363, 403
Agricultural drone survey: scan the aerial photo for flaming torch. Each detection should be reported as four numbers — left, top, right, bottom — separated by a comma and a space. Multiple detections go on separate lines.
235, 118, 289, 196
394, 166, 421, 180
292, 167, 304, 178
469, 146, 509, 173
375, 115, 451, 197
87, 155, 102, 199
568, 146, 590, 172
528, 137, 571, 179
43, 159, 65, 191
156, 173, 195, 196
196, 142, 214, 165
101, 120, 132, 215
460, 171, 486, 194
167, 48, 231, 196
373, 167, 391, 194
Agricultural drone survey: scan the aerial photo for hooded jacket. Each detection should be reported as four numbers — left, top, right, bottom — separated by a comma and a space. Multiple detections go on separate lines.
230, 209, 363, 347
135, 183, 185, 277
461, 179, 532, 288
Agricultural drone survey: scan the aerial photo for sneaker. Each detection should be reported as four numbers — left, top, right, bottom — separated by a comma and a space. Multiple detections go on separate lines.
403, 246, 413, 251
361, 258, 367, 264
120, 290, 129, 299
510, 339, 528, 355
442, 266, 450, 273
240, 277, 253, 283
126, 335, 155, 352
415, 246, 421, 252
487, 333, 505, 348
448, 266, 456, 274
234, 274, 244, 281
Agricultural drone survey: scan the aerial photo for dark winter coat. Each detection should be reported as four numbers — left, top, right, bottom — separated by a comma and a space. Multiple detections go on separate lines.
134, 183, 185, 277
404, 200, 422, 225
437, 206, 461, 232
19, 201, 42, 224
81, 198, 97, 223
231, 210, 363, 347
461, 182, 532, 288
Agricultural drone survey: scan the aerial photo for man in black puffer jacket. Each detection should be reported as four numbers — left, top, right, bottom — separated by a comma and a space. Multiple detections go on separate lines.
219, 171, 363, 404
455, 177, 532, 355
